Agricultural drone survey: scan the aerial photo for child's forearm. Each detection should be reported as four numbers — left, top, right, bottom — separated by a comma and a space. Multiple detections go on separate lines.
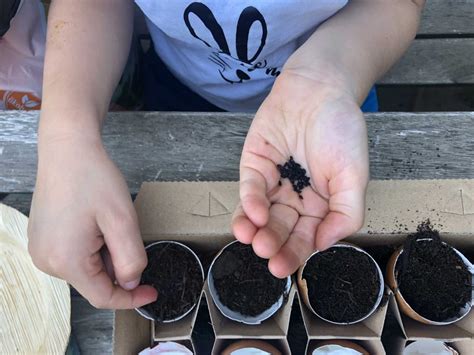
283, 0, 425, 104
39, 0, 133, 147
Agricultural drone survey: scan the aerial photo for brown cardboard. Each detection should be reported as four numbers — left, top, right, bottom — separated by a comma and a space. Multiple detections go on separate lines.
299, 289, 390, 338
298, 287, 391, 355
113, 309, 151, 355
205, 282, 296, 338
114, 180, 474, 354
390, 295, 473, 341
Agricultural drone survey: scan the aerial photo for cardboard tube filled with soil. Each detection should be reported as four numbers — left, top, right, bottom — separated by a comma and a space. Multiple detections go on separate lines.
297, 243, 384, 325
208, 240, 292, 325
387, 223, 473, 325
136, 241, 204, 322
221, 340, 282, 355
308, 340, 369, 355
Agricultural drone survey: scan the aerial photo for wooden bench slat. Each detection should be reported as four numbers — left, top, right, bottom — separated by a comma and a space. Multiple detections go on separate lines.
380, 38, 474, 84
419, 0, 474, 36
1, 111, 474, 194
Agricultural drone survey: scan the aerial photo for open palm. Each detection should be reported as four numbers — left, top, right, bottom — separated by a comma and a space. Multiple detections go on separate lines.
232, 73, 369, 278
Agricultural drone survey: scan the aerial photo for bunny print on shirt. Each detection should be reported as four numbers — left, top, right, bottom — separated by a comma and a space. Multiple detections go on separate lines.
135, 0, 348, 112
183, 2, 281, 85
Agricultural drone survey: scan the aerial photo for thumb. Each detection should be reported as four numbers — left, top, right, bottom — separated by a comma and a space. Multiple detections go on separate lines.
98, 204, 148, 291
315, 186, 366, 251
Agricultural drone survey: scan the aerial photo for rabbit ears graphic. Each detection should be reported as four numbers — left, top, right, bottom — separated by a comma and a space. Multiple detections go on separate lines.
184, 2, 267, 64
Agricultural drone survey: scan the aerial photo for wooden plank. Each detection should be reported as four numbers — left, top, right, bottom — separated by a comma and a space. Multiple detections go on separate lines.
419, 0, 474, 36
1, 111, 474, 195
380, 38, 474, 84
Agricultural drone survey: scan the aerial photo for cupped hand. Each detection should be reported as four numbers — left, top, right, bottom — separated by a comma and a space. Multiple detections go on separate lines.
28, 135, 157, 309
232, 71, 369, 278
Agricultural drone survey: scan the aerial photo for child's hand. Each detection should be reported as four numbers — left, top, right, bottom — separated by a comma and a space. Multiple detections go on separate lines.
28, 136, 157, 309
232, 71, 369, 278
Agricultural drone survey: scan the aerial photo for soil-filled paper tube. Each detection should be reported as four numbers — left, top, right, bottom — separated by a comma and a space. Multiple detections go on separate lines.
297, 243, 384, 325
208, 240, 292, 325
136, 241, 204, 322
309, 340, 369, 355
221, 340, 281, 355
403, 340, 458, 355
387, 226, 473, 325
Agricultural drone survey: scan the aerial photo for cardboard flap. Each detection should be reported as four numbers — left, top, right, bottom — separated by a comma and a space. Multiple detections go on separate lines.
135, 180, 474, 239
135, 182, 238, 240
152, 293, 204, 341
389, 293, 474, 340
298, 292, 383, 339
389, 293, 407, 339
362, 180, 474, 236
113, 310, 151, 355
451, 339, 474, 354
204, 282, 295, 338
364, 289, 392, 336
456, 311, 474, 334
402, 316, 472, 341
298, 289, 390, 339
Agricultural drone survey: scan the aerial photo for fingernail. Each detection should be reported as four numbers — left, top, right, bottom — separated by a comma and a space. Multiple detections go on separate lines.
123, 279, 140, 290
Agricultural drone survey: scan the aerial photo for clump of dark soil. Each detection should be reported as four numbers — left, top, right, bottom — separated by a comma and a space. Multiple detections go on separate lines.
139, 242, 203, 322
277, 156, 310, 198
212, 243, 287, 317
396, 221, 471, 322
303, 247, 381, 323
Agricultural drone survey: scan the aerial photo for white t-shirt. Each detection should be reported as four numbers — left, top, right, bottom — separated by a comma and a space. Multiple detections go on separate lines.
135, 1, 348, 112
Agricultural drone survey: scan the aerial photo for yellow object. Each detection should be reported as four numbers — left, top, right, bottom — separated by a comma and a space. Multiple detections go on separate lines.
0, 204, 71, 354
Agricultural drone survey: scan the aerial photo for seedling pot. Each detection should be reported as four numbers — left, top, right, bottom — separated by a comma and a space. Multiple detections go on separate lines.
403, 340, 458, 355
208, 240, 292, 325
309, 340, 369, 355
221, 340, 281, 355
387, 238, 473, 325
136, 241, 204, 322
297, 243, 384, 325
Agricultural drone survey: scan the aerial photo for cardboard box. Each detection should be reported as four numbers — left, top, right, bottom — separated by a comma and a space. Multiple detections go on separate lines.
389, 295, 474, 354
297, 289, 389, 354
113, 180, 473, 355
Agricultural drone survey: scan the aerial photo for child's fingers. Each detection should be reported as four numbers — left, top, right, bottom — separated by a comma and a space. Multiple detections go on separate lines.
70, 256, 157, 309
232, 203, 257, 244
252, 203, 298, 259
268, 216, 322, 278
239, 166, 270, 227
315, 187, 366, 251
98, 204, 148, 291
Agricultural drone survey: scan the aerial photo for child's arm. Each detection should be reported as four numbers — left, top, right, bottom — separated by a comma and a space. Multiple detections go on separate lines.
233, 0, 425, 278
28, 0, 157, 309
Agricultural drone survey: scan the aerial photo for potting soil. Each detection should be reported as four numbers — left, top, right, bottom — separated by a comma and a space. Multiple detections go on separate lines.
140, 242, 203, 322
396, 221, 472, 322
212, 243, 287, 317
303, 247, 381, 323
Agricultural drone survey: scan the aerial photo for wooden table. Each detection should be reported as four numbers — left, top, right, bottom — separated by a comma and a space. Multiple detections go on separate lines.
1, 111, 474, 354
